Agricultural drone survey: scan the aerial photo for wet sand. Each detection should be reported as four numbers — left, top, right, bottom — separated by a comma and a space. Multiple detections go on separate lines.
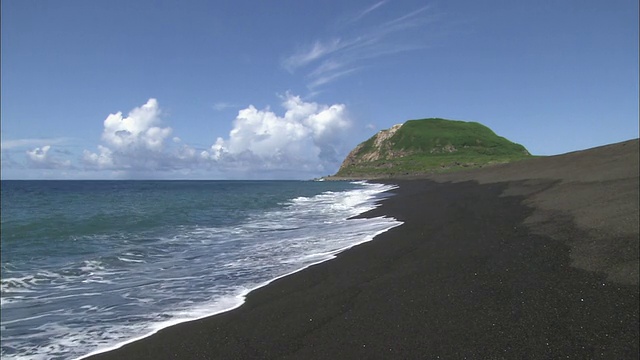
86, 139, 639, 359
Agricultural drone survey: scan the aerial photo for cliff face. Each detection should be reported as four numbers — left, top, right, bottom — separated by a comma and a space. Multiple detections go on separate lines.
338, 124, 403, 171
335, 118, 531, 177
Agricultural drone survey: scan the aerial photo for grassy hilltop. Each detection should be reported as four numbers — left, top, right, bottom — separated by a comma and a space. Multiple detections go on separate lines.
335, 118, 532, 178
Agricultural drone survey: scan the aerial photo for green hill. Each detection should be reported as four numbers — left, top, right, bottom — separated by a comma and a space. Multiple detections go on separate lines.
334, 118, 531, 177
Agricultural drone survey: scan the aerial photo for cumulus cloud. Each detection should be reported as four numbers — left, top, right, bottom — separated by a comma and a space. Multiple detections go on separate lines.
83, 98, 175, 170
83, 145, 114, 169
202, 93, 351, 173
27, 145, 50, 162
79, 95, 351, 177
101, 98, 171, 151
26, 145, 71, 169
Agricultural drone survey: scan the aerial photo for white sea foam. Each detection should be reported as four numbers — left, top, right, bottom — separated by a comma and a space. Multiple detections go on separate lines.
117, 257, 146, 263
79, 260, 104, 272
75, 182, 401, 359
2, 181, 402, 360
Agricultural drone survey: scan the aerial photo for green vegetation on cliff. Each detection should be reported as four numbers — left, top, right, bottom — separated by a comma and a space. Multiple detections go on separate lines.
335, 118, 531, 177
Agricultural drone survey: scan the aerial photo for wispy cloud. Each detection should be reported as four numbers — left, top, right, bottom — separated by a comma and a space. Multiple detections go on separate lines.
308, 68, 360, 89
1, 137, 69, 150
382, 4, 433, 30
349, 0, 388, 24
282, 3, 438, 90
213, 102, 237, 111
282, 38, 347, 72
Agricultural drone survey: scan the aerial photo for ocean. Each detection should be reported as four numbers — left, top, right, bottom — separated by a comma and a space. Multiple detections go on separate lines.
0, 180, 401, 360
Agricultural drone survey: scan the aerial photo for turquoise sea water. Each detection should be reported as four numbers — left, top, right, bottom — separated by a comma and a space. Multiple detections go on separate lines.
1, 180, 400, 360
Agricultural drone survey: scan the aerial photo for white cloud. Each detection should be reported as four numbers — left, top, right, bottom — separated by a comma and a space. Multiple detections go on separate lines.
84, 98, 176, 170
349, 0, 388, 24
26, 145, 71, 169
1, 137, 68, 150
308, 68, 359, 89
82, 145, 113, 169
202, 93, 351, 173
213, 102, 236, 111
282, 4, 437, 90
80, 95, 351, 178
101, 98, 172, 151
283, 38, 346, 72
26, 145, 50, 162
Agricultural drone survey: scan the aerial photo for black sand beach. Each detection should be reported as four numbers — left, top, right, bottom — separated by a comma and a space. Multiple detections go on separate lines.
87, 139, 639, 359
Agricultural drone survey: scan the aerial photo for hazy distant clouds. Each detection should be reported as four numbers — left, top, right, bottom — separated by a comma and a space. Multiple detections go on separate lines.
26, 145, 72, 169
13, 95, 353, 178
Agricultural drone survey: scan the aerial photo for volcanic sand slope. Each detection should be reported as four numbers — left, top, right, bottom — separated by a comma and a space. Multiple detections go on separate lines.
424, 138, 640, 286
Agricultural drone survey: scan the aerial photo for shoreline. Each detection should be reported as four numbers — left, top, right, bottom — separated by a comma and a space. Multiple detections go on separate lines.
86, 139, 639, 359
77, 184, 402, 360
78, 227, 399, 360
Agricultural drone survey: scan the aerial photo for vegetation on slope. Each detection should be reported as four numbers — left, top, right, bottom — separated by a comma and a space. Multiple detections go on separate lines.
335, 118, 532, 177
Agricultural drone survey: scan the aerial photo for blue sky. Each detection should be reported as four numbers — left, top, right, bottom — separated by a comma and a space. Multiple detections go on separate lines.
2, 0, 638, 179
